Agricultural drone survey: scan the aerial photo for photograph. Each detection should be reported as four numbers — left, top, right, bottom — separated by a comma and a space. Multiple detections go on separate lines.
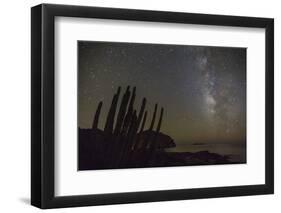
30, 3, 274, 209
78, 41, 246, 170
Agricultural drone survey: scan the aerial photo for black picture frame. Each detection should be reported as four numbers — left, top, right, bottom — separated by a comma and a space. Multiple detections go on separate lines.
31, 3, 274, 209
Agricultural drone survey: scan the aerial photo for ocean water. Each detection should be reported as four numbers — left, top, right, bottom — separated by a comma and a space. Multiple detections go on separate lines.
166, 143, 246, 163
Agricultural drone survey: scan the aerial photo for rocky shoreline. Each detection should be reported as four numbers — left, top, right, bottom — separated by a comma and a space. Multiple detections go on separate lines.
163, 150, 231, 166
79, 128, 235, 170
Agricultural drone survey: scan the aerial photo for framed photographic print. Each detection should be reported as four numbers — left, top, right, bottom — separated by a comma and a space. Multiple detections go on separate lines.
31, 4, 274, 209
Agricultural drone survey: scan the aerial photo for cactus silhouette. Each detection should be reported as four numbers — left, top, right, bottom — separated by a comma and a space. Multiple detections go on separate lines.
104, 86, 121, 134
133, 110, 147, 150
114, 86, 130, 135
85, 86, 165, 169
142, 103, 158, 150
92, 101, 103, 129
148, 107, 164, 164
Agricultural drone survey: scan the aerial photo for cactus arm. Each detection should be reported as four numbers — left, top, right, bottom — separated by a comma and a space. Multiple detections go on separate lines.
114, 86, 130, 135
142, 103, 158, 149
92, 101, 103, 129
104, 86, 121, 134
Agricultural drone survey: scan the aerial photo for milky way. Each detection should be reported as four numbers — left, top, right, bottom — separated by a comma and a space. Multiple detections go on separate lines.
78, 41, 246, 145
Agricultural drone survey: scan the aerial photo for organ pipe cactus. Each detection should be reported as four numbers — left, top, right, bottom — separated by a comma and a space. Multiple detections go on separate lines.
90, 86, 165, 168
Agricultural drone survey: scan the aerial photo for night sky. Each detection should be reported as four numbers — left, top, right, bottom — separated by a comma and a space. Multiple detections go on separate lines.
78, 41, 246, 145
